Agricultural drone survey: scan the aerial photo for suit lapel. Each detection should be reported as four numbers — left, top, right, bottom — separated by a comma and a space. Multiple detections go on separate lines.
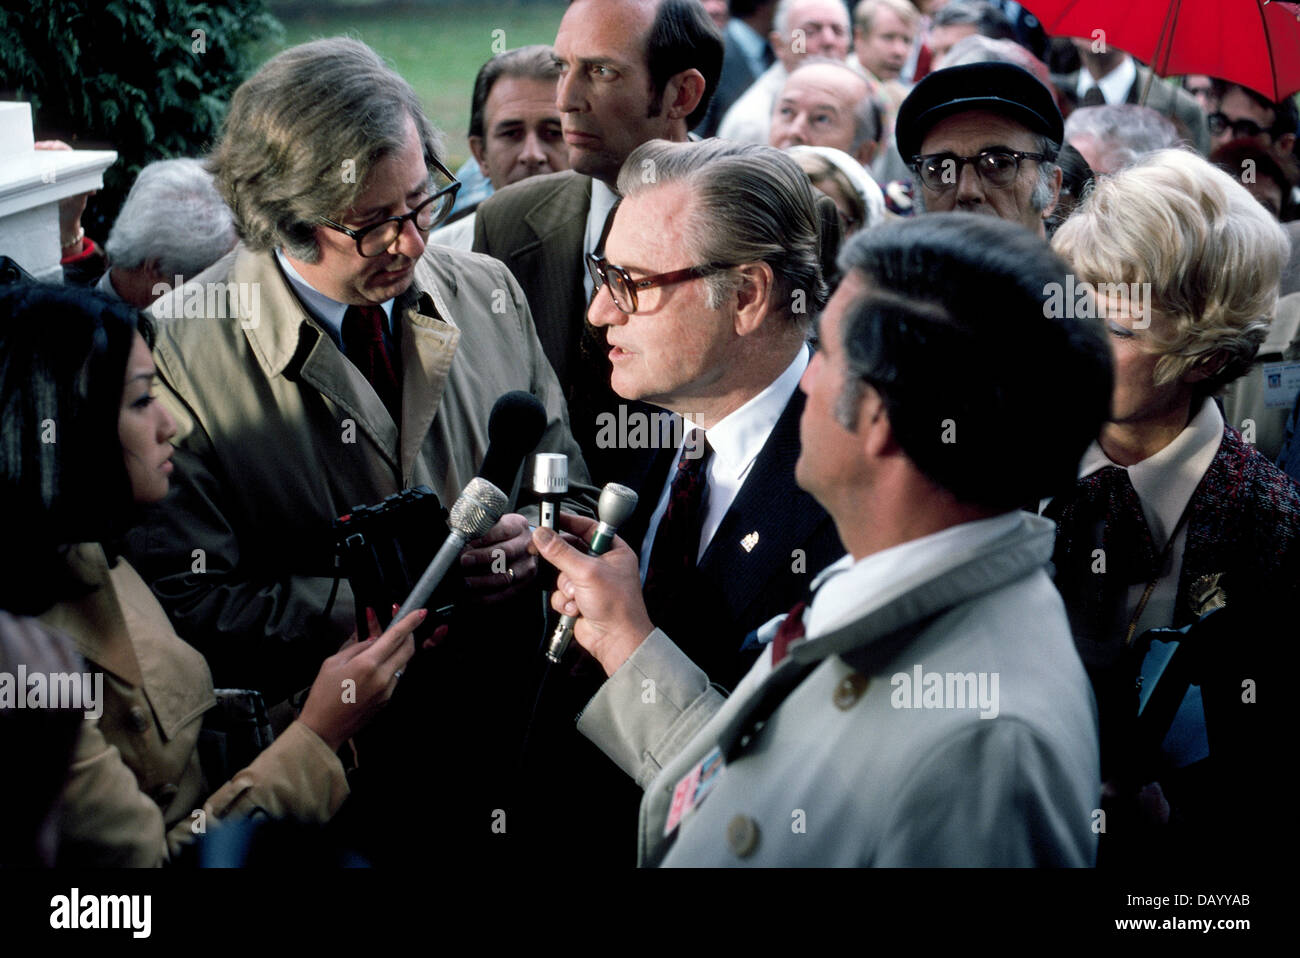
396, 285, 461, 485
298, 325, 401, 475
700, 390, 831, 624
240, 250, 401, 475
510, 172, 592, 382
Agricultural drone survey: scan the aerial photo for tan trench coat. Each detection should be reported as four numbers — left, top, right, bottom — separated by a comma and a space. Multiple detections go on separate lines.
41, 544, 347, 867
125, 244, 592, 698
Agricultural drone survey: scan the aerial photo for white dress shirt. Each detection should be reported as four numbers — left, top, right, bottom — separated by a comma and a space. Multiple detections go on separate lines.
274, 249, 395, 350
428, 211, 476, 251
582, 179, 620, 301
638, 345, 810, 582
1076, 54, 1137, 106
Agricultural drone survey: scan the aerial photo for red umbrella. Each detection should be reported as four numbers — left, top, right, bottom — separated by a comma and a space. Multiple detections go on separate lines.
1021, 0, 1300, 101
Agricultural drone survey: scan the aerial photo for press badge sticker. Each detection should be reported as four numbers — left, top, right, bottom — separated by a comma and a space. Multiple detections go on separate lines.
664, 746, 725, 837
1263, 360, 1300, 409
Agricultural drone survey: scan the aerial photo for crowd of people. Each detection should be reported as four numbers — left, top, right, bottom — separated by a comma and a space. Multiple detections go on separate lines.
2, 0, 1297, 870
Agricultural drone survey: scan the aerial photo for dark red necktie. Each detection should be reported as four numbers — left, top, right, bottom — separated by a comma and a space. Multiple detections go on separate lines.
342, 304, 401, 424
770, 600, 808, 666
643, 432, 712, 608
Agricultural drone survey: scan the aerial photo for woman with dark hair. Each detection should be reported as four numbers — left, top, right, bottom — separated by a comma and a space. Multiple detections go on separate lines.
0, 281, 422, 865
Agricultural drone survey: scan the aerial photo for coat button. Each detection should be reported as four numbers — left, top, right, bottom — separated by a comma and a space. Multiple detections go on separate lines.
726, 814, 760, 858
127, 706, 151, 733
151, 783, 179, 806
833, 673, 869, 710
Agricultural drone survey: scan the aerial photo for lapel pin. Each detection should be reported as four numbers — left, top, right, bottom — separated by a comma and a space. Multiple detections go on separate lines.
740, 531, 759, 553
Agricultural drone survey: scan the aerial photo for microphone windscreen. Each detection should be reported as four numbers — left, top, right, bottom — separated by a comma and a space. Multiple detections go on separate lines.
478, 390, 548, 492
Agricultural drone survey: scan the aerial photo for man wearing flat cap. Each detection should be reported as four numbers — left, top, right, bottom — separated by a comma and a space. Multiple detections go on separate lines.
896, 61, 1064, 238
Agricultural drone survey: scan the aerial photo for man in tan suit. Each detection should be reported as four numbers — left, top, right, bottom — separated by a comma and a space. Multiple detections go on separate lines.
122, 41, 594, 864
127, 37, 589, 701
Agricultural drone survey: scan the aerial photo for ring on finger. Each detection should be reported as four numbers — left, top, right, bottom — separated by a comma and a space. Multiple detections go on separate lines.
393, 669, 404, 682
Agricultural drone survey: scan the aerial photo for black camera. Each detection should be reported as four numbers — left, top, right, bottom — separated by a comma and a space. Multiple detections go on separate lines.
332, 486, 464, 637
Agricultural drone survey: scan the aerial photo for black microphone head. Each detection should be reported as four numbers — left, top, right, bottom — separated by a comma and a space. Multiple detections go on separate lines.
478, 390, 548, 492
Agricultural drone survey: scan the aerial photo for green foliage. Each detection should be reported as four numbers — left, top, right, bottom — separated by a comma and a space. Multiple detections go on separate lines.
0, 0, 283, 236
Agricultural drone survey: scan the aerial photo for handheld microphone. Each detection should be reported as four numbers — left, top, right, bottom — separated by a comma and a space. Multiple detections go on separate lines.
479, 390, 548, 492
393, 391, 547, 621
543, 482, 639, 663
394, 478, 508, 621
532, 453, 568, 531
533, 453, 568, 592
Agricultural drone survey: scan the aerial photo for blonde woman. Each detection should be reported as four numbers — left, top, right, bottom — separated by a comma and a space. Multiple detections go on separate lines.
1048, 148, 1298, 865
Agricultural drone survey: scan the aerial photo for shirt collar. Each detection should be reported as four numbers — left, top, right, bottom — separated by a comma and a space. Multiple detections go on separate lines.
695, 345, 809, 487
583, 180, 621, 300
1078, 54, 1136, 106
805, 511, 1025, 639
274, 248, 395, 348
1077, 398, 1224, 549
586, 179, 620, 257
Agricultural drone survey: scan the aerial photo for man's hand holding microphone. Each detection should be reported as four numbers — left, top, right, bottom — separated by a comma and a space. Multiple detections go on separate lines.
529, 505, 654, 679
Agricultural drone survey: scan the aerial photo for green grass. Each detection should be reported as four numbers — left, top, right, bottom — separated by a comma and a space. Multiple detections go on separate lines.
255, 2, 566, 168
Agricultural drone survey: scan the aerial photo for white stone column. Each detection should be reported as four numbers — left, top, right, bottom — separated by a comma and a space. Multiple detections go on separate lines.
0, 101, 117, 282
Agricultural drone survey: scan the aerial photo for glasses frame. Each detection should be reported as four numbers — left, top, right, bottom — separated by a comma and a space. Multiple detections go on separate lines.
586, 253, 736, 314
909, 148, 1048, 192
319, 157, 461, 257
1207, 112, 1271, 140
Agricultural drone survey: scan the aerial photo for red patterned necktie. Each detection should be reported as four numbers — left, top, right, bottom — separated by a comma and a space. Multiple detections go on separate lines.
643, 431, 712, 607
342, 304, 402, 424
770, 600, 808, 666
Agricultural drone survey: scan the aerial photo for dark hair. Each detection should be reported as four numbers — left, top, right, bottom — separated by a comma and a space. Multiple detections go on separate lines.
1045, 140, 1094, 236
1211, 137, 1300, 214
1212, 80, 1300, 138
646, 0, 725, 128
0, 282, 152, 614
932, 0, 1014, 39
835, 213, 1112, 510
467, 45, 563, 139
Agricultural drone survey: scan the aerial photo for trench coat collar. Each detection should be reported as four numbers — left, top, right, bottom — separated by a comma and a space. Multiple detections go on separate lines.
235, 247, 462, 485
44, 544, 215, 740
788, 512, 1057, 673
46, 543, 143, 687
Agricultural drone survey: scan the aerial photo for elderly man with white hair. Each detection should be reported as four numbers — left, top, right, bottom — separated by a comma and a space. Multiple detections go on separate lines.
717, 0, 850, 144
96, 158, 237, 307
1064, 103, 1182, 175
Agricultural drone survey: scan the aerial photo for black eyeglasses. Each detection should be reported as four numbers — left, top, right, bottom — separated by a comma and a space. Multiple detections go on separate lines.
1207, 112, 1271, 140
909, 148, 1048, 192
320, 158, 461, 257
586, 253, 735, 313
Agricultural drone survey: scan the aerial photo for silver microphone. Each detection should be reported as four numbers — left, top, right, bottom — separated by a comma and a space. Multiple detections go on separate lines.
395, 477, 509, 621
532, 453, 568, 531
544, 482, 639, 663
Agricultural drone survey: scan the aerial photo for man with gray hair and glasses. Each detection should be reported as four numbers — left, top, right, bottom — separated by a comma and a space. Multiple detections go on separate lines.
96, 157, 237, 307
895, 60, 1063, 238
518, 139, 844, 864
